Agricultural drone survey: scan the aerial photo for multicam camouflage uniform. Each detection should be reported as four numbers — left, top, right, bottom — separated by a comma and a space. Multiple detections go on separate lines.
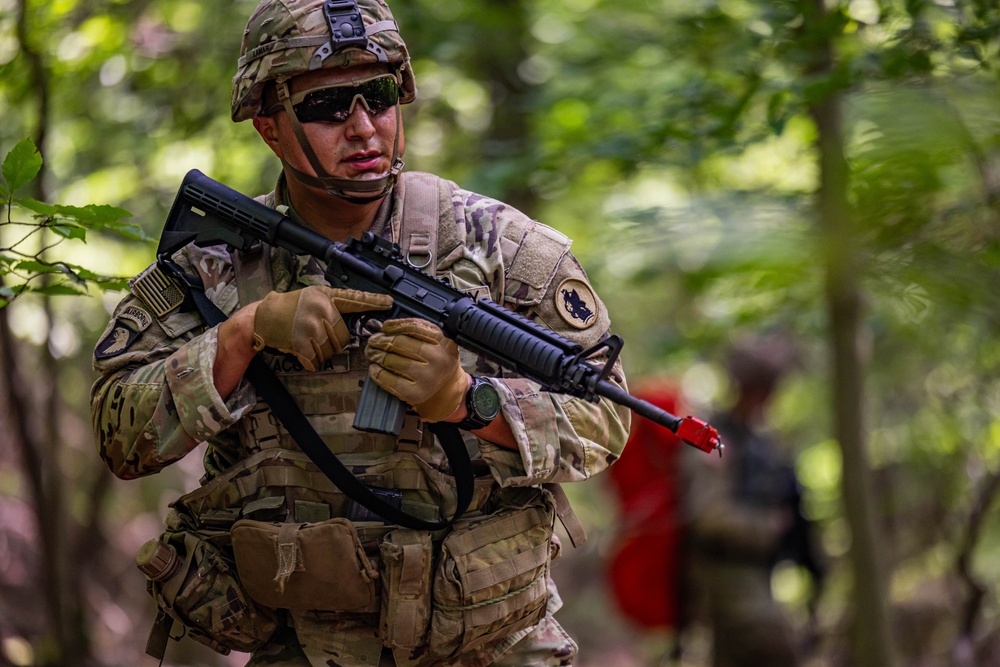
92, 172, 630, 667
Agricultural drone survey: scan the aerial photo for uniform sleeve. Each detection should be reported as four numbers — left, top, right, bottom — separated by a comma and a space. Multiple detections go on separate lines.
436, 187, 630, 487
480, 251, 631, 487
90, 253, 255, 480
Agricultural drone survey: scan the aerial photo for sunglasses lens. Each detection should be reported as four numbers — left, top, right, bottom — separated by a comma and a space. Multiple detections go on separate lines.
293, 77, 399, 123
359, 76, 400, 114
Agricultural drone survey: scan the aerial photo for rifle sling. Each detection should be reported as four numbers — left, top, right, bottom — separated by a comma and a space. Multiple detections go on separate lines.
184, 279, 474, 531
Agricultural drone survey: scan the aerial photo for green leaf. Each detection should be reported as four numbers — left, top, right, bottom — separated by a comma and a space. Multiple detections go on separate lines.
50, 223, 87, 241
99, 219, 150, 241
32, 283, 88, 297
15, 198, 58, 216
0, 284, 28, 306
95, 276, 131, 291
59, 203, 133, 227
54, 262, 86, 285
2, 138, 42, 195
69, 266, 103, 281
15, 198, 146, 240
12, 259, 52, 273
11, 260, 86, 285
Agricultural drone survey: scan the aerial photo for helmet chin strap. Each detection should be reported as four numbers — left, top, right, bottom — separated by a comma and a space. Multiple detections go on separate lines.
276, 79, 404, 204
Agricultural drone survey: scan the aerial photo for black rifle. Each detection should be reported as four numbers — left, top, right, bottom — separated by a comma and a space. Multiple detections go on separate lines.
158, 169, 721, 454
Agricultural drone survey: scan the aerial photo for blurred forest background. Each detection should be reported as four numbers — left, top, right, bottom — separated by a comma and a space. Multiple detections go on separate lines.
3, 0, 1000, 665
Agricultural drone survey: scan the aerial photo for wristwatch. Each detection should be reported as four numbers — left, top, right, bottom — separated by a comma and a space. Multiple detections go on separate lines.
454, 376, 501, 431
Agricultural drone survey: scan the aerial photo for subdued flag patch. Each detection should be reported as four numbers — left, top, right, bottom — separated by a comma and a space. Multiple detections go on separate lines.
129, 264, 185, 318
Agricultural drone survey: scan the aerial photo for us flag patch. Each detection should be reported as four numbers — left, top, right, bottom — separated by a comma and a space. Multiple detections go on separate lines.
129, 264, 185, 317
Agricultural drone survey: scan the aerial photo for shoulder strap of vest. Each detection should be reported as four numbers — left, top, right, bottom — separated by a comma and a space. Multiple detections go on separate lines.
544, 482, 587, 548
397, 172, 453, 273
394, 174, 592, 547
231, 194, 277, 305
234, 176, 450, 294
230, 242, 274, 305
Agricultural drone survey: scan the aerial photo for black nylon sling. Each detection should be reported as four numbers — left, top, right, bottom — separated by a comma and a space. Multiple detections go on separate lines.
180, 273, 475, 531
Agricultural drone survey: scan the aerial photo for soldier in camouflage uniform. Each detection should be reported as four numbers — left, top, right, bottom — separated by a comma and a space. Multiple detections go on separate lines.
90, 1, 630, 666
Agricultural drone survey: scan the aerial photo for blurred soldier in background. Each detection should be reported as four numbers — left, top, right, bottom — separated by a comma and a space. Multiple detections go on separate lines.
680, 334, 823, 667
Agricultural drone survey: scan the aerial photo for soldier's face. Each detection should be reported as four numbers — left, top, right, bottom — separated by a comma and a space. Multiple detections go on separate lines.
255, 64, 405, 185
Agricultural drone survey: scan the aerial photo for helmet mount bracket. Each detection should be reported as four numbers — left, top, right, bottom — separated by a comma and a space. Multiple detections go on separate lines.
324, 0, 367, 49
310, 0, 389, 67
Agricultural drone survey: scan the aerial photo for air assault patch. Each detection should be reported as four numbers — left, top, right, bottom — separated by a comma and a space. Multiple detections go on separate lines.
555, 278, 598, 330
129, 264, 185, 318
95, 305, 152, 359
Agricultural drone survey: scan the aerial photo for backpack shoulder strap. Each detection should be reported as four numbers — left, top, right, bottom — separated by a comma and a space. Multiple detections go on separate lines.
394, 173, 589, 548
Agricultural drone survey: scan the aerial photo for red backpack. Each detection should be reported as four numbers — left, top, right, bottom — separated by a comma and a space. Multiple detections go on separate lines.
605, 383, 686, 630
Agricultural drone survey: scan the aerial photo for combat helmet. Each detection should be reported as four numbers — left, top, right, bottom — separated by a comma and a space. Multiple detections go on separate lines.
232, 0, 416, 201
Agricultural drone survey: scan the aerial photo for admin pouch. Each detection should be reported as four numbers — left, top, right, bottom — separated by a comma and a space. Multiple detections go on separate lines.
138, 512, 279, 658
231, 517, 379, 612
424, 486, 558, 661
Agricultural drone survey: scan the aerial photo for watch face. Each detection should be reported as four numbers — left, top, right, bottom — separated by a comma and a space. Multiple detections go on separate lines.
471, 381, 501, 420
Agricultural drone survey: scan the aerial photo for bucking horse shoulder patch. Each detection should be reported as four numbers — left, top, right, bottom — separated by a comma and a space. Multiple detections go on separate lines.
555, 278, 598, 330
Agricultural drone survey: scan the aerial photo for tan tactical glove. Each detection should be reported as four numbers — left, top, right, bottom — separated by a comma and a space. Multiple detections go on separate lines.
253, 286, 393, 371
364, 318, 467, 422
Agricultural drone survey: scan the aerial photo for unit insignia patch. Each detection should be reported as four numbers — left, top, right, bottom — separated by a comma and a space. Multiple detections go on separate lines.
555, 278, 597, 330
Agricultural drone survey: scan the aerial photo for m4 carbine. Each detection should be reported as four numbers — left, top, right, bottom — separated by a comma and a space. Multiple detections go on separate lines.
158, 169, 721, 455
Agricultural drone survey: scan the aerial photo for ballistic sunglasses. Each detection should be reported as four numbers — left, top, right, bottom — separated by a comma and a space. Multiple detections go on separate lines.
267, 74, 400, 123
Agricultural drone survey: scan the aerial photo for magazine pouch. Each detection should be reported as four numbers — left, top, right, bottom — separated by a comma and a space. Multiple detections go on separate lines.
427, 487, 556, 661
379, 528, 434, 649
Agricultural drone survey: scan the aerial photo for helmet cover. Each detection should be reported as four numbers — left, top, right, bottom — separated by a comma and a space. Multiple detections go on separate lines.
232, 0, 416, 122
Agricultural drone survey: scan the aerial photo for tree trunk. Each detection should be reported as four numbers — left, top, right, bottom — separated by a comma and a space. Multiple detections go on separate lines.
466, 0, 538, 214
803, 1, 897, 665
9, 0, 91, 663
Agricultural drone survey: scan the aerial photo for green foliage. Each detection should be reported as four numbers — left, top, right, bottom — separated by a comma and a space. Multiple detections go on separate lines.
0, 0, 999, 662
0, 138, 144, 307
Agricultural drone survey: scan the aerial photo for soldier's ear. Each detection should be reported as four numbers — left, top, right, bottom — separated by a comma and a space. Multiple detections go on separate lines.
253, 115, 283, 156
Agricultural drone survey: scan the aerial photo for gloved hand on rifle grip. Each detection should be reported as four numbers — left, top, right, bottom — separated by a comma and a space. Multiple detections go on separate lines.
364, 318, 468, 422
253, 286, 393, 371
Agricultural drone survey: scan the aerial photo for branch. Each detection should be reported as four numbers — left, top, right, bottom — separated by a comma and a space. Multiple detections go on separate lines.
955, 468, 1000, 638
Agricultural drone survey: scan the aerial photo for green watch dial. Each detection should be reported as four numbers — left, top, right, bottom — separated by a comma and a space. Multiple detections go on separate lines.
469, 379, 501, 421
